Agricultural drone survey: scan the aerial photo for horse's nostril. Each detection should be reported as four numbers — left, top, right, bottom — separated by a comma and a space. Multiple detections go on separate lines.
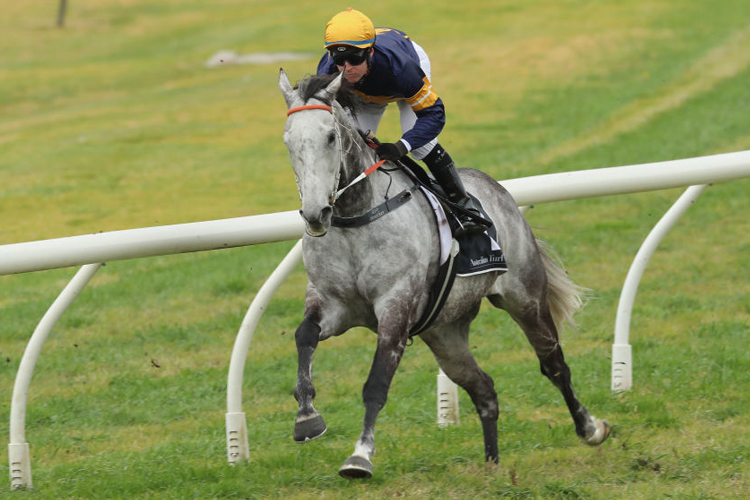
299, 206, 333, 225
321, 206, 333, 221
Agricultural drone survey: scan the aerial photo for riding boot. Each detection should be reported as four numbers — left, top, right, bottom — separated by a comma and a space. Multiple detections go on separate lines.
422, 144, 490, 235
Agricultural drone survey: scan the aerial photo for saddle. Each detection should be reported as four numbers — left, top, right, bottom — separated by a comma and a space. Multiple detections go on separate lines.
399, 158, 507, 277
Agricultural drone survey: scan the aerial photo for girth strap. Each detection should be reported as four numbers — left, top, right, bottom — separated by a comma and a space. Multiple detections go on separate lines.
408, 239, 460, 337
331, 185, 419, 228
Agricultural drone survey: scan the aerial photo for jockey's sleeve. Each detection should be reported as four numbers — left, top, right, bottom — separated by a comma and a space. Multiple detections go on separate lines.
402, 96, 445, 152
396, 60, 446, 151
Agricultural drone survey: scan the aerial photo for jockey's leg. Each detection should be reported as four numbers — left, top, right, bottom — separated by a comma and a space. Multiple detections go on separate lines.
421, 144, 490, 235
355, 101, 387, 137
396, 96, 487, 234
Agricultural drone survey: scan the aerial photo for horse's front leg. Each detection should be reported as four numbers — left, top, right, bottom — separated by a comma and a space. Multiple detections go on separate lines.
339, 319, 408, 479
293, 316, 327, 442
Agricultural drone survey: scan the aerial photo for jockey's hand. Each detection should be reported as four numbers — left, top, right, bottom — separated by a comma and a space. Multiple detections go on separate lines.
376, 141, 408, 161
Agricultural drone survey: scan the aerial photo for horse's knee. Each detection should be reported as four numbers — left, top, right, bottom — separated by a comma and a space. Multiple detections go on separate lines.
362, 372, 390, 411
479, 371, 498, 409
295, 317, 321, 349
461, 370, 498, 421
294, 317, 322, 404
361, 334, 408, 409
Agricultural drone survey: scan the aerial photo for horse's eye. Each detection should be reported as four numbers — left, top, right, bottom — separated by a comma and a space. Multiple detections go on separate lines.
327, 132, 336, 145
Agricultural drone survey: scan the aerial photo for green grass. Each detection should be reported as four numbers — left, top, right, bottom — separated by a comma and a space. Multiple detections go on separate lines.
2, 0, 750, 498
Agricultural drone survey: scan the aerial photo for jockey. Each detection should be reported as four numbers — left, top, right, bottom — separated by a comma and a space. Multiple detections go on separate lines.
317, 8, 488, 235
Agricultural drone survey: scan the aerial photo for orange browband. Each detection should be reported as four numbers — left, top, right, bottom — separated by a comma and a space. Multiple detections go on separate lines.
287, 104, 333, 116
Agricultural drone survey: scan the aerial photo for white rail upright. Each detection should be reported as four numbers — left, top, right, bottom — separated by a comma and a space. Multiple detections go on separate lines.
226, 240, 304, 463
8, 263, 103, 490
436, 369, 460, 426
611, 185, 708, 391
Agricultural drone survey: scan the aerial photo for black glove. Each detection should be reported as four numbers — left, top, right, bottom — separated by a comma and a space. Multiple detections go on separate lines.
376, 141, 408, 161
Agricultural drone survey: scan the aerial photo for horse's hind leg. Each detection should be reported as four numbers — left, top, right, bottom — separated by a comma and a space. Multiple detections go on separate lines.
539, 341, 610, 445
495, 296, 610, 445
293, 316, 327, 442
421, 320, 500, 463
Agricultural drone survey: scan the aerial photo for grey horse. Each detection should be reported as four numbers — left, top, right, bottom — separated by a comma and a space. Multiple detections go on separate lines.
278, 69, 610, 479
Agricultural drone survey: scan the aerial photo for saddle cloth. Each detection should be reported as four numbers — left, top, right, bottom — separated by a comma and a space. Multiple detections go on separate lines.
419, 187, 508, 277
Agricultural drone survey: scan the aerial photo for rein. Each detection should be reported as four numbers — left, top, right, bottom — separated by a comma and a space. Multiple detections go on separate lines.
335, 159, 386, 196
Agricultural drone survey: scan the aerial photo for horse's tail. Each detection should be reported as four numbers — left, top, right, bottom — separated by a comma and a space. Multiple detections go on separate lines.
537, 238, 588, 334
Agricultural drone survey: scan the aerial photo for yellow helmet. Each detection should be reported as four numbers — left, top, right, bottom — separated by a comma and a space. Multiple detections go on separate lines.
324, 8, 376, 49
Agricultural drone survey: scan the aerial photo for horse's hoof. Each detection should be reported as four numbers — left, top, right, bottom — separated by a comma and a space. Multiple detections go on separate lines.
293, 413, 327, 443
584, 419, 611, 446
338, 455, 373, 479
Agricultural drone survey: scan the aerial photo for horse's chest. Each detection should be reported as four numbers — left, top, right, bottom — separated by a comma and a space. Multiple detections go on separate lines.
304, 237, 424, 301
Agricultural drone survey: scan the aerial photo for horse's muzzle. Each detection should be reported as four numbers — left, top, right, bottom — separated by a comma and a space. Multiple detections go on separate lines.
299, 206, 333, 237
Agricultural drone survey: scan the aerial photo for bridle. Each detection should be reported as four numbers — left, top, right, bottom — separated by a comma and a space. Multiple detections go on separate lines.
285, 103, 386, 199
285, 100, 418, 232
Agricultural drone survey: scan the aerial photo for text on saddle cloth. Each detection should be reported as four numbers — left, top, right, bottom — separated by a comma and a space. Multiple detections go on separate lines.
420, 188, 507, 277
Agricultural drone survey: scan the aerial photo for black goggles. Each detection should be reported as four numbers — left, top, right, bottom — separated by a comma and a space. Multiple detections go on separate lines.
330, 48, 368, 66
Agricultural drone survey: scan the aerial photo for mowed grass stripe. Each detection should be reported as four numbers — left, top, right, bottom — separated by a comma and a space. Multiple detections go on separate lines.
535, 24, 750, 167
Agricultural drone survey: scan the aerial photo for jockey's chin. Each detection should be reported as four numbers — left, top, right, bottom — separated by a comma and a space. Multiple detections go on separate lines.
338, 62, 368, 84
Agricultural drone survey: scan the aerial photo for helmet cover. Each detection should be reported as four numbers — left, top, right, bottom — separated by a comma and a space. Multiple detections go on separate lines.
324, 8, 376, 49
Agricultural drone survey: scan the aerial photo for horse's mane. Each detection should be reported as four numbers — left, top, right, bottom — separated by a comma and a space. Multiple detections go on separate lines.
296, 73, 360, 116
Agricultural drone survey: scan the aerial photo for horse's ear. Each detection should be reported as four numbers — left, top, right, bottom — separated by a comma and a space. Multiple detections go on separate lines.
279, 68, 295, 107
324, 71, 344, 98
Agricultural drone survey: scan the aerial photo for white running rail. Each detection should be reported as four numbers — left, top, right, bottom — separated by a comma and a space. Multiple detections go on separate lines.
3, 150, 750, 488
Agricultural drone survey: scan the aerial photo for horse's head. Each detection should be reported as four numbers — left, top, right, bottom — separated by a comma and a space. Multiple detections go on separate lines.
279, 69, 347, 237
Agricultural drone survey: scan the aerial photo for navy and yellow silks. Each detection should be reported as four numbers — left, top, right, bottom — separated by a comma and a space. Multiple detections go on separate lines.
317, 28, 446, 152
